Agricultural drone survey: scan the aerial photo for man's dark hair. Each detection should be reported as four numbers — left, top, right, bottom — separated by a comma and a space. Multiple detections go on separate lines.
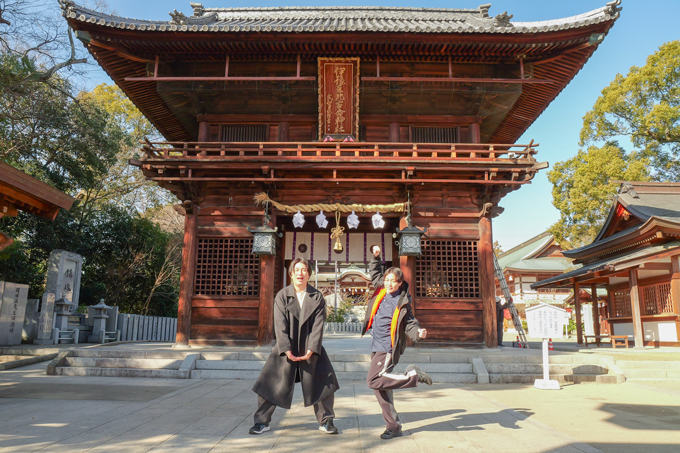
289, 258, 311, 276
384, 267, 404, 283
370, 244, 379, 254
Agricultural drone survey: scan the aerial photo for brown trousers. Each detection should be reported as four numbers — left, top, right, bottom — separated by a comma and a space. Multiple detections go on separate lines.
366, 351, 418, 431
254, 393, 335, 426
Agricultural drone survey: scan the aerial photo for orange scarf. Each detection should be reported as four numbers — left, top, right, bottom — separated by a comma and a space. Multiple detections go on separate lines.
366, 288, 402, 348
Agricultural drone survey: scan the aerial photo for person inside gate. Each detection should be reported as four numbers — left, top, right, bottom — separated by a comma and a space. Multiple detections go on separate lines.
362, 245, 431, 440
250, 258, 340, 435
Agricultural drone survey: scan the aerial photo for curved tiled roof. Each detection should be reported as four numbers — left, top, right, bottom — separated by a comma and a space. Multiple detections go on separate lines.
61, 1, 621, 35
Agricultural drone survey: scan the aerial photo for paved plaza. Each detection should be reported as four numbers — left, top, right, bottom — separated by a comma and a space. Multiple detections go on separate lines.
1, 335, 680, 452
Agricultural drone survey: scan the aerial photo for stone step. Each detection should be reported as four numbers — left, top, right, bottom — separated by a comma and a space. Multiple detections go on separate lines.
71, 350, 188, 360
620, 369, 680, 379
485, 364, 609, 375
489, 373, 618, 384
189, 369, 478, 383
54, 366, 179, 379
194, 359, 473, 374
0, 356, 32, 363
65, 357, 183, 370
615, 361, 680, 370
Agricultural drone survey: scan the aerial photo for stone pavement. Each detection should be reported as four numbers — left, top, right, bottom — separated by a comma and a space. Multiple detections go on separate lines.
2, 356, 680, 452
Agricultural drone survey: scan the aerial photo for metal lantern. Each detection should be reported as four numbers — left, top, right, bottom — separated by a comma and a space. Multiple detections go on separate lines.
394, 197, 427, 256
394, 223, 427, 256
248, 202, 282, 255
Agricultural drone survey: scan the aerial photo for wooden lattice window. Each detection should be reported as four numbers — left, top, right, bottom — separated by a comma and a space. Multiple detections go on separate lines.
641, 282, 674, 315
411, 126, 459, 143
195, 238, 259, 296
221, 125, 267, 142
416, 240, 479, 298
613, 290, 632, 317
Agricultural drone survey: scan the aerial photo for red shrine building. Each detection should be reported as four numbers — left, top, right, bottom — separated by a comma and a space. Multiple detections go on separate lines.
63, 1, 620, 347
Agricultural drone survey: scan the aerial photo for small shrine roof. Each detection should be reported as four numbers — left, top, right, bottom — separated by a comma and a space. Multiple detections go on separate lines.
498, 231, 572, 273
61, 1, 621, 35
532, 240, 680, 289
564, 182, 680, 259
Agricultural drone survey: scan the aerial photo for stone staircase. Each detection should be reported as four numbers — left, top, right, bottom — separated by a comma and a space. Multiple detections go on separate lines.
192, 352, 478, 383
43, 348, 632, 384
48, 349, 186, 378
615, 360, 680, 380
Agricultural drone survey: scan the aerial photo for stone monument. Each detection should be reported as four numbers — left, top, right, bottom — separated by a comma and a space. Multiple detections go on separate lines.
33, 250, 83, 344
0, 282, 29, 346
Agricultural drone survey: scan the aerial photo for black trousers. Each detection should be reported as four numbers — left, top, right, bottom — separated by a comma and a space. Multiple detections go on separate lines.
253, 394, 335, 426
366, 351, 418, 431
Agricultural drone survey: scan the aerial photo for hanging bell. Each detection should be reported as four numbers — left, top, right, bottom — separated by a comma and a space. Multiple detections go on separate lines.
333, 237, 343, 252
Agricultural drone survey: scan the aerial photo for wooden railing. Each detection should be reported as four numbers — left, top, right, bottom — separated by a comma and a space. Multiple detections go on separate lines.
140, 140, 538, 161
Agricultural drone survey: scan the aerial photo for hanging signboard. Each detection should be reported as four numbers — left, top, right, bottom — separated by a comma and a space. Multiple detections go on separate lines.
318, 57, 360, 140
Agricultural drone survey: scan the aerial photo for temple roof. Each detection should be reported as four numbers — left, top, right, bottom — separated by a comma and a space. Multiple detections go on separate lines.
564, 182, 680, 260
498, 231, 573, 273
61, 2, 621, 35
62, 1, 621, 143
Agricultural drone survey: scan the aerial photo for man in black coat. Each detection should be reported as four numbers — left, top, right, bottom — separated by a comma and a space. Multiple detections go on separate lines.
250, 258, 340, 435
361, 246, 432, 440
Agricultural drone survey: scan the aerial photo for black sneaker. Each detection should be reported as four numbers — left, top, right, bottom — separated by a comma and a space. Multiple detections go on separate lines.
249, 423, 270, 435
405, 364, 433, 385
319, 419, 338, 434
380, 427, 403, 439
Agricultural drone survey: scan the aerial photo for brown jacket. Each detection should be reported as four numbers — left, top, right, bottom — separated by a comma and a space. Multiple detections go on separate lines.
361, 255, 421, 367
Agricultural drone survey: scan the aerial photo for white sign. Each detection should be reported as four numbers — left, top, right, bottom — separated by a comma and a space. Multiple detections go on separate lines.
526, 303, 566, 339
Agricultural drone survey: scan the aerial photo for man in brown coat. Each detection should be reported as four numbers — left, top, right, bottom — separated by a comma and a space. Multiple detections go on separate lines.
250, 258, 339, 435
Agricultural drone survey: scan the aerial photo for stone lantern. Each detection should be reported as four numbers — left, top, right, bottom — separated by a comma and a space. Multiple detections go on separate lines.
88, 299, 112, 343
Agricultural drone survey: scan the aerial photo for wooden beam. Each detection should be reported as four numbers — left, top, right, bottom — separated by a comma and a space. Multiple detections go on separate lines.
361, 76, 553, 84
479, 216, 496, 348
574, 281, 583, 344
176, 209, 197, 345
125, 75, 316, 82
629, 268, 644, 348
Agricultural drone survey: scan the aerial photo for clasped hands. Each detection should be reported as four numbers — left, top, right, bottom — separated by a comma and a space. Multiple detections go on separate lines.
286, 350, 313, 362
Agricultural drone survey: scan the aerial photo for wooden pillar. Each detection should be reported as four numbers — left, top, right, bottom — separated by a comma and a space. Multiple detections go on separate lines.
574, 281, 583, 344
176, 208, 198, 345
629, 268, 644, 348
671, 255, 680, 341
278, 122, 290, 142
469, 122, 481, 144
479, 216, 496, 348
198, 121, 210, 142
388, 122, 400, 142
258, 254, 276, 345
591, 284, 600, 338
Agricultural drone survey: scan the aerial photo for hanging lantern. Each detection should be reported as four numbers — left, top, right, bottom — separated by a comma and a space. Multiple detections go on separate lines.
394, 195, 427, 256
248, 201, 282, 255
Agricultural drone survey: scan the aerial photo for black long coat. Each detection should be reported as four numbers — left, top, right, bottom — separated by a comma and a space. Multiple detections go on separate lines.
252, 284, 339, 409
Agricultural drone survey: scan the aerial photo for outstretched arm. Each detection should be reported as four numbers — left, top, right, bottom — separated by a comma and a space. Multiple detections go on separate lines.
369, 246, 384, 287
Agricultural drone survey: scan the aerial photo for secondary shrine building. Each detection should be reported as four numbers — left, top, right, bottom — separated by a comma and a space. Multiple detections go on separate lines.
64, 1, 620, 347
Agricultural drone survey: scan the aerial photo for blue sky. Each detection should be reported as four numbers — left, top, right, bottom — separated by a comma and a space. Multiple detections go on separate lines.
91, 0, 679, 250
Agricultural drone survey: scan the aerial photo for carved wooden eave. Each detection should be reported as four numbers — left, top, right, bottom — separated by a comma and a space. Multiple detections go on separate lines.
0, 162, 74, 221
62, 1, 621, 144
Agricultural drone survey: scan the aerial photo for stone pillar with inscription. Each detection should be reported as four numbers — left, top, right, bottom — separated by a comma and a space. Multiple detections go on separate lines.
0, 281, 29, 346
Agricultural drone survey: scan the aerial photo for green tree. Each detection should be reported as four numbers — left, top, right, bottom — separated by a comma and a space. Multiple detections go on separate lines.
549, 42, 680, 247
580, 41, 680, 180
548, 143, 650, 248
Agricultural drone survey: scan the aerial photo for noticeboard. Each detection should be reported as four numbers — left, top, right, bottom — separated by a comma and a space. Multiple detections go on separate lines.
526, 303, 565, 339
